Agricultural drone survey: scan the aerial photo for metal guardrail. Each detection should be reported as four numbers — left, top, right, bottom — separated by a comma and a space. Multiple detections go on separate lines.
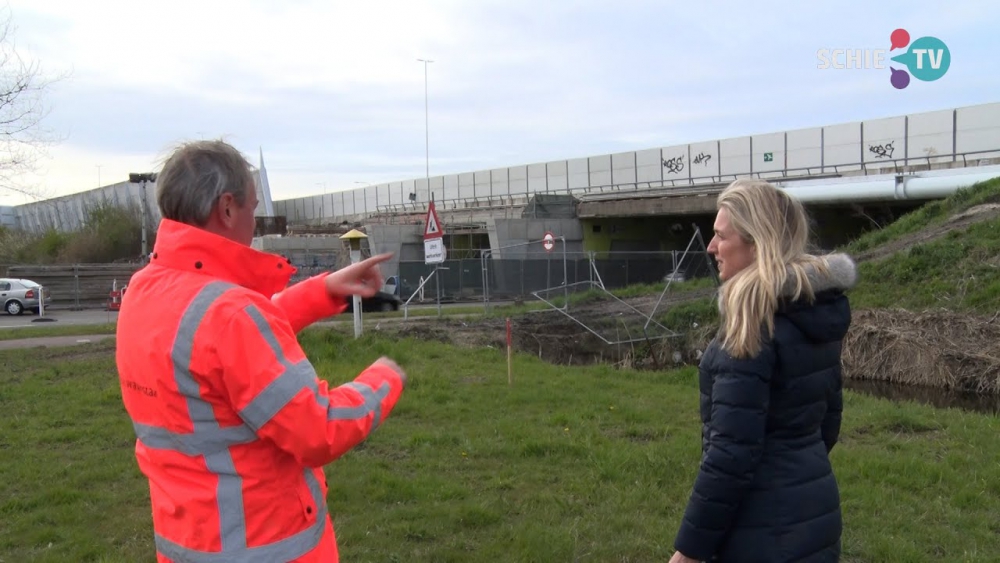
5, 263, 143, 310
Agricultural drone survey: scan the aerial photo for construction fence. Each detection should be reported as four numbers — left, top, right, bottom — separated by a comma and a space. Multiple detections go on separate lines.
3, 250, 714, 310
397, 250, 716, 303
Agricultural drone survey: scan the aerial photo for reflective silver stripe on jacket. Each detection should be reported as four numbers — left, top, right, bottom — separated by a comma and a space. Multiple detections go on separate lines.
154, 468, 328, 563
239, 303, 392, 433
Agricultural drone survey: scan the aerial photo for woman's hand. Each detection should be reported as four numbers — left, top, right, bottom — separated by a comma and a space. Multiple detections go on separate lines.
668, 551, 700, 563
324, 253, 393, 298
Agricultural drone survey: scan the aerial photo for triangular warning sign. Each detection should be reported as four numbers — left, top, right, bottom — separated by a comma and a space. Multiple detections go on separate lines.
425, 212, 440, 236
424, 201, 445, 240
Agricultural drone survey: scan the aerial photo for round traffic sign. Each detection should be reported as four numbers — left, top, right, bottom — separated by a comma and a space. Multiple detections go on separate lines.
542, 231, 555, 252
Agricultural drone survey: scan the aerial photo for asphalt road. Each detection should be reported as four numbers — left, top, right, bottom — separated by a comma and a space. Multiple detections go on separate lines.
0, 308, 120, 330
0, 299, 507, 349
0, 299, 504, 329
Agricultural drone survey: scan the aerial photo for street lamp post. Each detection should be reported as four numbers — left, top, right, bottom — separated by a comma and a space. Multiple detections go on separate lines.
417, 58, 433, 192
128, 172, 158, 261
417, 58, 441, 314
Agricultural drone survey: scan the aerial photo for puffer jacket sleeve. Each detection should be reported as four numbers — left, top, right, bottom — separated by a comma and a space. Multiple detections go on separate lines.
674, 341, 776, 561
821, 372, 843, 452
271, 273, 347, 333
216, 296, 405, 468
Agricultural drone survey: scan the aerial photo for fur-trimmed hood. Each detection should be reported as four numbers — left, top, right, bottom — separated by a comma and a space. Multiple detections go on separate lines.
780, 252, 859, 298
778, 252, 857, 343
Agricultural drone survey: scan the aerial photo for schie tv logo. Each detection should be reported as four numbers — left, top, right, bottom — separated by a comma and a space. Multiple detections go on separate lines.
817, 28, 950, 89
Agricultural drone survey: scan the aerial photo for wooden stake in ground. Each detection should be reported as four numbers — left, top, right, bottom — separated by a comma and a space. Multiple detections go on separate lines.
506, 317, 512, 386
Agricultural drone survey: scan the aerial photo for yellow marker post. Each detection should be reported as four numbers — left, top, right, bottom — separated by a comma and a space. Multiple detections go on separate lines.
339, 229, 368, 339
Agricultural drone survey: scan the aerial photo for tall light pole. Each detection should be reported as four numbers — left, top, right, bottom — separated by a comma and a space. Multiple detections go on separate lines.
417, 58, 433, 192
418, 58, 442, 316
129, 173, 158, 261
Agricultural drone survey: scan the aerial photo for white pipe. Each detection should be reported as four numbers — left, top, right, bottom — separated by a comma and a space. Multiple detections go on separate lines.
905, 172, 1000, 198
779, 169, 1000, 204
780, 179, 897, 203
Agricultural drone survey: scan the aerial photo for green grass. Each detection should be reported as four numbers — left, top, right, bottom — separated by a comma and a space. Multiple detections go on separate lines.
827, 175, 1000, 312
0, 340, 153, 562
850, 219, 1000, 311
844, 175, 1000, 255
3, 332, 1000, 562
658, 296, 718, 331
0, 323, 117, 341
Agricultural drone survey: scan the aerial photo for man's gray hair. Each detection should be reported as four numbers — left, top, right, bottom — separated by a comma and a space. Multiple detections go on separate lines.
156, 140, 255, 226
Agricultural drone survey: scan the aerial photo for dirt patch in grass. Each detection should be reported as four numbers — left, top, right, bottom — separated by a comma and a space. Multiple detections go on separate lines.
6, 339, 118, 364
387, 290, 718, 371
856, 203, 1000, 263
392, 313, 616, 365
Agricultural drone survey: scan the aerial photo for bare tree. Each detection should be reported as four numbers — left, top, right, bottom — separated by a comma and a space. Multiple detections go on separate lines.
0, 7, 63, 201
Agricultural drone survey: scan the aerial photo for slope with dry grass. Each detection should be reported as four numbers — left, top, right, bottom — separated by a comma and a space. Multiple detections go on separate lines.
841, 175, 1000, 392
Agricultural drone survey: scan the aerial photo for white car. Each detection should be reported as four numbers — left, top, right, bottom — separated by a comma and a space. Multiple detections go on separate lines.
0, 278, 52, 315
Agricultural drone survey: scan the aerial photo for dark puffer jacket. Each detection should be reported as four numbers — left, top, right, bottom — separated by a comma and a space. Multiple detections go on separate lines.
674, 254, 857, 562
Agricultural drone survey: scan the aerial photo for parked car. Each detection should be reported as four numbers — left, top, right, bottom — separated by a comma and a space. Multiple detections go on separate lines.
344, 290, 402, 313
383, 275, 399, 296
0, 278, 52, 315
663, 271, 686, 283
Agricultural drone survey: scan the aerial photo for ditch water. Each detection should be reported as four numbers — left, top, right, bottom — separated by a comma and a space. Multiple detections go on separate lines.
844, 379, 1000, 416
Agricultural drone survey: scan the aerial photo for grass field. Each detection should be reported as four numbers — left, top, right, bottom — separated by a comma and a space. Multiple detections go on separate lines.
2, 329, 1000, 562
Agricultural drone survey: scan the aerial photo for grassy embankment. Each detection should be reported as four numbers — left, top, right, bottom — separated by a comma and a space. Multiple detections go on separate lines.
844, 176, 1000, 311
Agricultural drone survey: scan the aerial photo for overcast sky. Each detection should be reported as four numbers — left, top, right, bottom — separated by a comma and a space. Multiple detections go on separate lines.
1, 0, 997, 205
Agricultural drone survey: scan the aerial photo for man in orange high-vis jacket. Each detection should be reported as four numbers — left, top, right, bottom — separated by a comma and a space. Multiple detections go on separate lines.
116, 140, 407, 563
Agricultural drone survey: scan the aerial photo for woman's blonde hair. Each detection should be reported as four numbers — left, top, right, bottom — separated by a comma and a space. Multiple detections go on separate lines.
715, 179, 827, 359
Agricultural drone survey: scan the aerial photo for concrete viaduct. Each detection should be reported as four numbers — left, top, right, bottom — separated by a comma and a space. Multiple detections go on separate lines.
5, 102, 1000, 286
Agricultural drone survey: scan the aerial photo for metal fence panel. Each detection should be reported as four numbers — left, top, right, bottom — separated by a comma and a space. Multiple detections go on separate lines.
396, 250, 714, 302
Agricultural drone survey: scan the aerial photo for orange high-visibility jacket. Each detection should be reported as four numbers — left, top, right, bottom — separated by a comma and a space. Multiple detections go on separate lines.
116, 218, 405, 563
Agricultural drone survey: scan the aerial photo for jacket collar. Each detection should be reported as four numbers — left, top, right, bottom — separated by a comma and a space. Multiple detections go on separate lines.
150, 218, 295, 297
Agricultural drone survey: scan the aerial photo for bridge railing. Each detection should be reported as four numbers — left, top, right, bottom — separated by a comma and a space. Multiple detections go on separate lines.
374, 148, 1000, 217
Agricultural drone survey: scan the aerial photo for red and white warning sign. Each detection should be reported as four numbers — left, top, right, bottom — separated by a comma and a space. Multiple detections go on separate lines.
424, 201, 446, 264
423, 200, 444, 240
542, 231, 556, 252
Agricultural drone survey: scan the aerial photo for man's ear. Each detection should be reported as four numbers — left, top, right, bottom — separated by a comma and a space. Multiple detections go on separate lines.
217, 193, 236, 226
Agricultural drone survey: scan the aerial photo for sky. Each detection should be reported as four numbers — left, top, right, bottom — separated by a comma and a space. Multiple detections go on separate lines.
0, 0, 997, 205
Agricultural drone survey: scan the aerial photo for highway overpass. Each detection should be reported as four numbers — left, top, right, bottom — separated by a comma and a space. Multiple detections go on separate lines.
4, 101, 1000, 272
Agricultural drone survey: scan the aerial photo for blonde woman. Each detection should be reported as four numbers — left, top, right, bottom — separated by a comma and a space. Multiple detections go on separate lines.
669, 179, 857, 563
